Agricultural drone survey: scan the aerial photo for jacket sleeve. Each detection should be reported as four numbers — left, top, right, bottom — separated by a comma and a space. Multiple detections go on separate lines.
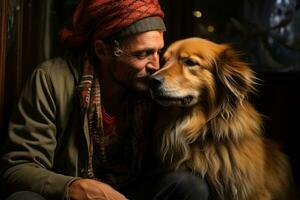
0, 60, 79, 200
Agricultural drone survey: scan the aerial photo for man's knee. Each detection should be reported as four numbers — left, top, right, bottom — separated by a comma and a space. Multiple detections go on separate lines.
6, 191, 46, 200
154, 171, 210, 200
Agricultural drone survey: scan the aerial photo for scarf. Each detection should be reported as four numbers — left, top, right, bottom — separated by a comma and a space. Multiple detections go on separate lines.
76, 55, 152, 187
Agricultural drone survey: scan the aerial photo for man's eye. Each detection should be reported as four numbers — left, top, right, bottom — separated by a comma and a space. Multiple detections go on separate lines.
181, 58, 198, 66
132, 51, 150, 59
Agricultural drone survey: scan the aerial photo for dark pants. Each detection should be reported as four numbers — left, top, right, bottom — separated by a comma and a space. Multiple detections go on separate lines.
6, 171, 210, 200
121, 170, 210, 200
153, 171, 210, 200
6, 191, 46, 200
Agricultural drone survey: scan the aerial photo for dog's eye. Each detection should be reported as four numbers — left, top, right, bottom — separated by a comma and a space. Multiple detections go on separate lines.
181, 58, 198, 67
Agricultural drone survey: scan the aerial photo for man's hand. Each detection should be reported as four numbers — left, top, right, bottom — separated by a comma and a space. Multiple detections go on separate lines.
69, 179, 128, 200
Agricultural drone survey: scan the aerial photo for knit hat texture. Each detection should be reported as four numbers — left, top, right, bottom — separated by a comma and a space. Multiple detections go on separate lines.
59, 0, 165, 47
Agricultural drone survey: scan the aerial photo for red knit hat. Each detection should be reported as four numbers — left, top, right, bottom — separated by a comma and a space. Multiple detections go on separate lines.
59, 0, 165, 48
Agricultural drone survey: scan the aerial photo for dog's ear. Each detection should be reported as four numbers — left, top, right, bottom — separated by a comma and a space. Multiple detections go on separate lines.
215, 46, 257, 103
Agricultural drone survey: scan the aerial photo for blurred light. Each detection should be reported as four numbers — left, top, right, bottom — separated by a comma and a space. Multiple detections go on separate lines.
193, 10, 202, 18
207, 25, 215, 32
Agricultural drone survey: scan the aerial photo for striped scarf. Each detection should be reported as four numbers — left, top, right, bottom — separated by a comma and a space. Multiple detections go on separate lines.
76, 55, 152, 187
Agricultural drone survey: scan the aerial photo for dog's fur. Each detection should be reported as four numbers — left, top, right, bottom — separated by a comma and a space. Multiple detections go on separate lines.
150, 38, 294, 200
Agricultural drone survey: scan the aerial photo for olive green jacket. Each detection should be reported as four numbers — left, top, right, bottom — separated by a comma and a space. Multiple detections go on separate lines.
0, 57, 90, 200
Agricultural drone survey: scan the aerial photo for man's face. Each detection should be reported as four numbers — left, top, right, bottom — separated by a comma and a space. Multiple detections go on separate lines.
107, 30, 164, 92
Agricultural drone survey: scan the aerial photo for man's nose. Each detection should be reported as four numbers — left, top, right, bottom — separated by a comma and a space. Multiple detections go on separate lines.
146, 52, 160, 73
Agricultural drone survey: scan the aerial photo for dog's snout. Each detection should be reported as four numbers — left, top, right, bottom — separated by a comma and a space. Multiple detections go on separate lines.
149, 75, 164, 90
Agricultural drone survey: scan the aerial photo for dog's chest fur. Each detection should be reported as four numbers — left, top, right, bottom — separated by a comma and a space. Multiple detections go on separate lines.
154, 103, 278, 200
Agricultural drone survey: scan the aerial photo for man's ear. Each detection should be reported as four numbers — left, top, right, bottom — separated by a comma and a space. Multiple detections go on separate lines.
94, 40, 109, 60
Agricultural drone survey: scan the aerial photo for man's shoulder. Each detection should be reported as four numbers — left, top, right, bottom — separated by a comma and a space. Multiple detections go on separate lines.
35, 56, 79, 82
37, 57, 70, 73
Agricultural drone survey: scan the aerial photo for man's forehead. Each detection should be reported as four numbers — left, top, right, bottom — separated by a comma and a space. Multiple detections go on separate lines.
123, 31, 164, 50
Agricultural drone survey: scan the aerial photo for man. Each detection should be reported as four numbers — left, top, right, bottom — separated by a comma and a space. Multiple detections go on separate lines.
0, 0, 210, 200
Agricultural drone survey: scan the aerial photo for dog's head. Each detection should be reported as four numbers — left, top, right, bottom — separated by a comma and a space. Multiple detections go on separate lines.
150, 37, 257, 115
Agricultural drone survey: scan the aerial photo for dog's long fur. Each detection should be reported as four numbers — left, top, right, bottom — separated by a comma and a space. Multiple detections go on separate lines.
150, 38, 294, 200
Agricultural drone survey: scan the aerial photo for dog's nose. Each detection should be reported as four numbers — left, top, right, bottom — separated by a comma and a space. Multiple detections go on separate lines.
149, 75, 164, 90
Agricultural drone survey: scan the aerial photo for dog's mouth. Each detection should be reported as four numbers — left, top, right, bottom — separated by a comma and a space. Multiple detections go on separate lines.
151, 93, 195, 107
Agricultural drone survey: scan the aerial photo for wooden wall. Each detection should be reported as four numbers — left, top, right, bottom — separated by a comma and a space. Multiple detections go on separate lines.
0, 0, 8, 133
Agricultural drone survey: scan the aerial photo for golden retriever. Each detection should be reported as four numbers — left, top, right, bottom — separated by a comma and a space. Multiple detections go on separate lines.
149, 37, 294, 200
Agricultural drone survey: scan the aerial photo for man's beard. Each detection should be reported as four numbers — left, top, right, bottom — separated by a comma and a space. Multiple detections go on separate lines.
109, 67, 151, 92
130, 76, 151, 92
